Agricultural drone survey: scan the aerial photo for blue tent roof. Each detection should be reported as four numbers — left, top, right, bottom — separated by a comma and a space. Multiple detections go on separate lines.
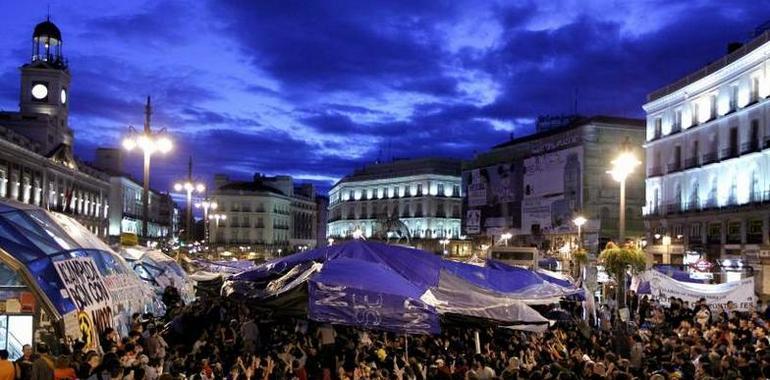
225, 240, 579, 334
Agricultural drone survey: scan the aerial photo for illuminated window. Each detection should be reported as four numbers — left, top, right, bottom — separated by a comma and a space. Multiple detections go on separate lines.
751, 77, 760, 103
729, 85, 738, 112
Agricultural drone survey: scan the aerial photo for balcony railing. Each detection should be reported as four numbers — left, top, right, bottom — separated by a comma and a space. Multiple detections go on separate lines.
741, 140, 761, 154
683, 157, 699, 169
648, 191, 770, 218
648, 166, 663, 177
721, 147, 739, 160
702, 152, 718, 165
667, 161, 682, 173
669, 124, 681, 135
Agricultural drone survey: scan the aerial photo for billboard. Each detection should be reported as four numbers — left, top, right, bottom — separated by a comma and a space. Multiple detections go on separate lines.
522, 146, 583, 234
462, 161, 523, 235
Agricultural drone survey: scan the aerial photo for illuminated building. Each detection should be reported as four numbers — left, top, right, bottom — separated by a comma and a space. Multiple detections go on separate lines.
643, 31, 770, 289
327, 158, 463, 252
464, 116, 646, 253
0, 19, 109, 236
210, 173, 318, 254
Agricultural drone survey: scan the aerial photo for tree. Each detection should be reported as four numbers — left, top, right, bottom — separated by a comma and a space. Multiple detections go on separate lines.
572, 247, 588, 280
598, 242, 646, 309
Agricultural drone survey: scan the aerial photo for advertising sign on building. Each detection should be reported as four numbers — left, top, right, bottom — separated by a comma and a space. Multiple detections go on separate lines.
466, 210, 481, 234
521, 146, 583, 234
463, 164, 522, 234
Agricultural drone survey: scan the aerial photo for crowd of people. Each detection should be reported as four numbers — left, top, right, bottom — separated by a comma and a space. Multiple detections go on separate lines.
3, 286, 770, 380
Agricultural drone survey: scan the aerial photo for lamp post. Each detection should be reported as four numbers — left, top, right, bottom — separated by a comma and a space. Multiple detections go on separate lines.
573, 216, 587, 250
196, 198, 217, 249
122, 96, 173, 241
327, 238, 334, 246
439, 238, 450, 255
174, 157, 204, 244
501, 232, 512, 246
607, 138, 641, 243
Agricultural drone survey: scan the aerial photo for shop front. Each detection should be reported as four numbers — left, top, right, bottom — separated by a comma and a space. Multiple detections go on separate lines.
0, 200, 157, 357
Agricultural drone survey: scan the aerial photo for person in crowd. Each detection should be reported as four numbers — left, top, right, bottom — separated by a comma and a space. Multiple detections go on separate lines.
0, 350, 15, 380
14, 345, 33, 380
52, 356, 75, 380
29, 344, 53, 380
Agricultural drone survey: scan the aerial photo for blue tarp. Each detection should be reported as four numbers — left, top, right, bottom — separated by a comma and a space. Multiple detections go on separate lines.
225, 241, 580, 334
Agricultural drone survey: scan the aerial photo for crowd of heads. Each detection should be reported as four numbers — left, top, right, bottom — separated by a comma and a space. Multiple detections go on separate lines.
5, 286, 770, 380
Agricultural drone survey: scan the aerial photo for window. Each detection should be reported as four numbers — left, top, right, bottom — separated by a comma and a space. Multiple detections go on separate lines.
689, 223, 702, 239
417, 184, 423, 196
674, 145, 681, 169
709, 94, 717, 119
729, 127, 738, 157
349, 190, 354, 200
654, 118, 662, 137
691, 103, 699, 125
707, 223, 721, 244
751, 77, 760, 103
730, 85, 738, 111
750, 119, 760, 151
437, 183, 445, 196
727, 221, 741, 244
452, 185, 460, 197
674, 110, 682, 130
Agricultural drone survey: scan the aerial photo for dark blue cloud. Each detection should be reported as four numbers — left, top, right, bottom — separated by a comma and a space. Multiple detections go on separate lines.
0, 0, 766, 203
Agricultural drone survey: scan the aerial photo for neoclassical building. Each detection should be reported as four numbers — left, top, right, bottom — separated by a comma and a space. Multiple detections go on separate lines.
327, 158, 462, 242
0, 19, 110, 236
643, 31, 770, 288
210, 174, 318, 253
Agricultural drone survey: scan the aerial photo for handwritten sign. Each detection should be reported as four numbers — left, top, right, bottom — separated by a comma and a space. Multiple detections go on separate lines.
53, 257, 112, 312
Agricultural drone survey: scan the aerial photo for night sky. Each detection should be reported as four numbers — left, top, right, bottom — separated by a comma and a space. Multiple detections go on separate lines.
0, 1, 766, 199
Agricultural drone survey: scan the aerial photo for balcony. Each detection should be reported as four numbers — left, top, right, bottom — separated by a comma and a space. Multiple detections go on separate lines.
667, 161, 682, 173
741, 140, 761, 155
669, 124, 681, 135
721, 147, 739, 160
648, 166, 663, 177
701, 152, 718, 165
683, 157, 699, 169
648, 191, 770, 218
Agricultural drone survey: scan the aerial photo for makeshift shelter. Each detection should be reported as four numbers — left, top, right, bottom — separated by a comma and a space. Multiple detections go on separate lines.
0, 201, 158, 358
224, 241, 580, 334
119, 246, 195, 304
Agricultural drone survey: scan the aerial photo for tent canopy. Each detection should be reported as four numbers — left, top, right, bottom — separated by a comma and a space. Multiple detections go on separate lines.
225, 240, 580, 334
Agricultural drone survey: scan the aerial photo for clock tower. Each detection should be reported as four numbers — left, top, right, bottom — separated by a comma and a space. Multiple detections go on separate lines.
19, 18, 72, 151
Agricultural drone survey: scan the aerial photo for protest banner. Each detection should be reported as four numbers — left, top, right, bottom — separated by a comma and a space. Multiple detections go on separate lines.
645, 270, 755, 311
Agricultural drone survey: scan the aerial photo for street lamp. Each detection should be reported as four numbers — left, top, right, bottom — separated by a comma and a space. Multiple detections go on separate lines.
500, 232, 512, 246
607, 138, 641, 243
209, 213, 226, 226
122, 96, 172, 240
439, 238, 450, 255
327, 238, 334, 246
174, 157, 204, 244
196, 198, 217, 249
573, 216, 587, 250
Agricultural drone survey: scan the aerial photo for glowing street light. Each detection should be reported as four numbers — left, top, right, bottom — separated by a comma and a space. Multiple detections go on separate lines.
327, 238, 334, 246
174, 157, 205, 244
607, 138, 641, 243
439, 238, 450, 255
573, 216, 587, 250
500, 232, 513, 246
122, 96, 172, 240
352, 228, 364, 240
196, 198, 218, 249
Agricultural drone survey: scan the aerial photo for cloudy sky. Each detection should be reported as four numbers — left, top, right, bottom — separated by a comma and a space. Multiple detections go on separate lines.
0, 0, 765, 197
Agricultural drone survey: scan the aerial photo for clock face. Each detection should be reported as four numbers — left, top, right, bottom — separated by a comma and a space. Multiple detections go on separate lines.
31, 83, 48, 100
61, 88, 67, 104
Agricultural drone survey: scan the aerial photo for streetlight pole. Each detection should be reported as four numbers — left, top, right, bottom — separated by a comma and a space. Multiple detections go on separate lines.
196, 197, 217, 248
122, 96, 172, 242
573, 216, 587, 250
607, 138, 640, 244
174, 157, 204, 244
